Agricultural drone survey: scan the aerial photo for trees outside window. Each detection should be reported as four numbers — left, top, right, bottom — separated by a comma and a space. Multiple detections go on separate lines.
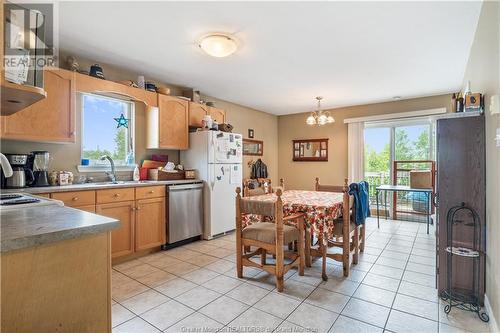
364, 122, 434, 205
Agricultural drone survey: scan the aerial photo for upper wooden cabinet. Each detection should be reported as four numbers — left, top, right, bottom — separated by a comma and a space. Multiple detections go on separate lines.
147, 95, 189, 150
188, 102, 226, 128
209, 107, 226, 124
0, 68, 76, 143
189, 102, 210, 127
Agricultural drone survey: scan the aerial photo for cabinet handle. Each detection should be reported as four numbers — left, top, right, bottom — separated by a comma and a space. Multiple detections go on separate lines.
72, 197, 79, 201
131, 207, 136, 211
136, 207, 141, 210
114, 193, 120, 198
148, 190, 154, 194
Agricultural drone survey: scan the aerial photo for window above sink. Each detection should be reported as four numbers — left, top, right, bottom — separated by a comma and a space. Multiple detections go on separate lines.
80, 93, 135, 170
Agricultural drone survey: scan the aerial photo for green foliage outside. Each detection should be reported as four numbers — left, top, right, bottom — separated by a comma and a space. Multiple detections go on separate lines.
83, 128, 127, 162
365, 128, 430, 173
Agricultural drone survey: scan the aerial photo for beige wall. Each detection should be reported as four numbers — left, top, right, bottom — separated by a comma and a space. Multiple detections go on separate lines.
278, 94, 452, 190
1, 52, 278, 182
462, 1, 500, 328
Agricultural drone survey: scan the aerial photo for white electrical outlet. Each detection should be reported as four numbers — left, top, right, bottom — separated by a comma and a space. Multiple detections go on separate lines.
496, 128, 500, 147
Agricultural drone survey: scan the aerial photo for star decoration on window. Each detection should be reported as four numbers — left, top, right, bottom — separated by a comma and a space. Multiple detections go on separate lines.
114, 113, 129, 128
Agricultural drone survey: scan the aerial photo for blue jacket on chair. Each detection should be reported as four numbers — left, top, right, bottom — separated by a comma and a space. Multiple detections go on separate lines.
349, 181, 370, 225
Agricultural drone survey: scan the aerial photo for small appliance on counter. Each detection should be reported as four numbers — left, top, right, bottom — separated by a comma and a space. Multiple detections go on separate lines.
3, 154, 34, 188
28, 151, 51, 187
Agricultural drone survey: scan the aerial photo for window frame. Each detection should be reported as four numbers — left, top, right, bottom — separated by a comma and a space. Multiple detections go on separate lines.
79, 93, 136, 172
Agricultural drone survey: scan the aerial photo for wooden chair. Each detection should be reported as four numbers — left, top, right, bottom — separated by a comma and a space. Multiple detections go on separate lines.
243, 178, 291, 254
235, 187, 305, 291
310, 178, 365, 279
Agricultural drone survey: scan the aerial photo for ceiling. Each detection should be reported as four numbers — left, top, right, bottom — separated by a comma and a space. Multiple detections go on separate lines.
59, 1, 482, 115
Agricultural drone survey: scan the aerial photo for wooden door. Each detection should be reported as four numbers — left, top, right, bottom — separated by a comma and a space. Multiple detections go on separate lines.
209, 107, 226, 124
436, 115, 485, 303
158, 95, 189, 149
96, 201, 135, 258
0, 68, 76, 142
189, 102, 209, 127
135, 197, 166, 251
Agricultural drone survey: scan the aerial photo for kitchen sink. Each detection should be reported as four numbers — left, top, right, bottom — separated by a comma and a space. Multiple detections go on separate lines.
81, 180, 152, 187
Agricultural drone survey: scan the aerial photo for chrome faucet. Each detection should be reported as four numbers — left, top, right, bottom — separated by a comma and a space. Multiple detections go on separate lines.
100, 155, 117, 183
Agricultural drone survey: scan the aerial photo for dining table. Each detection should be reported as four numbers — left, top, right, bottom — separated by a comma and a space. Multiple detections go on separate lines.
241, 189, 346, 280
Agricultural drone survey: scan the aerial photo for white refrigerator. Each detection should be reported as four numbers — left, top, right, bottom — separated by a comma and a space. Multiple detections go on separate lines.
180, 131, 243, 239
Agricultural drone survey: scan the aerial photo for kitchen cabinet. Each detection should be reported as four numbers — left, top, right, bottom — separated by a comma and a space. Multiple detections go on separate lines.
96, 187, 135, 204
188, 102, 226, 128
0, 68, 76, 143
189, 102, 210, 127
47, 185, 167, 259
147, 95, 189, 149
209, 107, 226, 124
51, 190, 96, 208
96, 201, 136, 258
135, 197, 166, 251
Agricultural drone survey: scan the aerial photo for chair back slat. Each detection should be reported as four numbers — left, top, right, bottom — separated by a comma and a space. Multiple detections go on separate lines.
240, 198, 276, 216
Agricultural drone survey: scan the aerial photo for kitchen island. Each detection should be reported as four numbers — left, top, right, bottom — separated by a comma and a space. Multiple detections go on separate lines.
1, 204, 119, 333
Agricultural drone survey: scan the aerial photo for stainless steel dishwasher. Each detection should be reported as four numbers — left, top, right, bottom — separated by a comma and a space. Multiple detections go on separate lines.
167, 182, 204, 244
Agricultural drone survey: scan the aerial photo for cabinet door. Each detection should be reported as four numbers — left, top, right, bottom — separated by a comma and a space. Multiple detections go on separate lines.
158, 95, 189, 149
1, 68, 76, 142
188, 102, 209, 127
209, 107, 226, 124
96, 201, 135, 258
135, 197, 166, 251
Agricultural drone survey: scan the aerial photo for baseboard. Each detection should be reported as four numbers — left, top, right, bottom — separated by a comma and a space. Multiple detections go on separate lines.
485, 295, 499, 333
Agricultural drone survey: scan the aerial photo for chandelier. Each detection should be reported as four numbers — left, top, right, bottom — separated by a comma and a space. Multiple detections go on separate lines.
306, 97, 335, 126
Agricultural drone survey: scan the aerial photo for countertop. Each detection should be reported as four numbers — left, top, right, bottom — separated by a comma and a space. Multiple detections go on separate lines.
1, 205, 120, 253
1, 179, 203, 194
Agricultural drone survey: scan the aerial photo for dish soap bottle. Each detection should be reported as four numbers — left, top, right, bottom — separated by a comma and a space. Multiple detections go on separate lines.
133, 165, 140, 181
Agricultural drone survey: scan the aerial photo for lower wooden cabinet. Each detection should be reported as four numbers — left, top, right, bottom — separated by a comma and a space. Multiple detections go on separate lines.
96, 201, 136, 258
135, 197, 166, 251
47, 185, 167, 259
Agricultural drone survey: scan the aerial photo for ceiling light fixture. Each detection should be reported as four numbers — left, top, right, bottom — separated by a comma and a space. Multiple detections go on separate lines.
199, 34, 238, 58
306, 97, 335, 126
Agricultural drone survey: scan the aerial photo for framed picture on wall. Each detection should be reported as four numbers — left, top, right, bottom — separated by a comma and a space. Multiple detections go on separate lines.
292, 138, 329, 161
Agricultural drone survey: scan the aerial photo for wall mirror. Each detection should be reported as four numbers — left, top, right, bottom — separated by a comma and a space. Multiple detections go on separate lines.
243, 139, 264, 156
292, 139, 328, 161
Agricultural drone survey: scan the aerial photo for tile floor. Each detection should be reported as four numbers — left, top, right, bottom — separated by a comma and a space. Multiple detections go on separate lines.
111, 218, 492, 333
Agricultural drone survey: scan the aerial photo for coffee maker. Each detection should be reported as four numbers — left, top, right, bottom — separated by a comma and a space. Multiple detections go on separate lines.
2, 154, 34, 188
28, 151, 50, 187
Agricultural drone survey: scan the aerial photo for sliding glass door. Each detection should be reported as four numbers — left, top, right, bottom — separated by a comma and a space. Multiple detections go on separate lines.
364, 118, 435, 214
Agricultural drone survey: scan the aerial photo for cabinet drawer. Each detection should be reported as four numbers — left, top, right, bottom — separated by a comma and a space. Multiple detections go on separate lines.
135, 186, 166, 200
51, 190, 96, 207
96, 188, 135, 204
